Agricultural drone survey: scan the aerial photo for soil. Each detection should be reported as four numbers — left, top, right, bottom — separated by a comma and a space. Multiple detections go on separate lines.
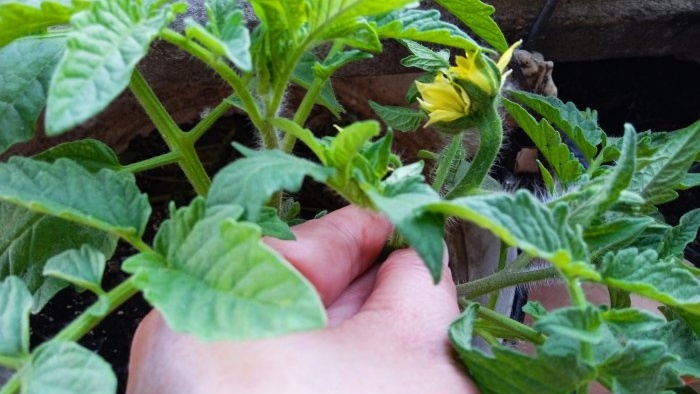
22, 56, 700, 393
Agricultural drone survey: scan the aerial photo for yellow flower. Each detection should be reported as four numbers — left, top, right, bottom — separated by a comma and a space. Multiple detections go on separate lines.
416, 73, 471, 127
449, 40, 523, 97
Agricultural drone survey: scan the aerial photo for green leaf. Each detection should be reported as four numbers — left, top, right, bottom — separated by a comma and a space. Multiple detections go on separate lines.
0, 276, 32, 360
570, 125, 636, 225
269, 117, 328, 162
537, 160, 556, 194
522, 301, 548, 321
427, 190, 596, 281
291, 52, 345, 118
629, 120, 700, 205
360, 129, 398, 184
373, 8, 480, 51
20, 341, 116, 394
207, 144, 333, 222
307, 0, 414, 51
450, 304, 596, 394
123, 200, 326, 341
503, 98, 585, 186
658, 209, 700, 260
46, 0, 180, 134
367, 162, 445, 282
368, 100, 426, 133
509, 90, 604, 162
42, 245, 106, 295
583, 216, 656, 256
0, 201, 117, 312
257, 207, 296, 240
184, 0, 251, 71
326, 120, 381, 187
434, 0, 507, 52
0, 157, 150, 238
600, 308, 666, 336
33, 139, 121, 172
636, 312, 700, 379
0, 36, 65, 155
313, 49, 373, 79
601, 249, 700, 313
679, 172, 700, 190
533, 305, 603, 344
598, 340, 681, 394
0, 1, 79, 47
400, 39, 450, 72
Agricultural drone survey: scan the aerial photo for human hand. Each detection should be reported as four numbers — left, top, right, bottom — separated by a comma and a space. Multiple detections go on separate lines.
126, 205, 478, 394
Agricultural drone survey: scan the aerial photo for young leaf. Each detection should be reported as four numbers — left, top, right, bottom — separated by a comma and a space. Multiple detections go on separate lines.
372, 8, 480, 51
503, 99, 586, 186
508, 90, 604, 162
207, 144, 333, 222
43, 245, 106, 296
33, 139, 121, 172
0, 276, 32, 360
256, 207, 296, 240
628, 120, 700, 205
123, 200, 326, 341
537, 160, 556, 194
533, 305, 603, 344
400, 39, 450, 73
0, 36, 65, 155
20, 341, 116, 394
368, 100, 426, 133
0, 1, 79, 47
314, 49, 373, 79
636, 313, 700, 379
569, 124, 636, 225
291, 52, 345, 118
366, 163, 445, 283
583, 216, 656, 256
658, 209, 700, 260
427, 190, 597, 281
46, 0, 181, 134
269, 117, 328, 162
433, 0, 508, 52
522, 301, 548, 321
326, 120, 381, 187
0, 157, 150, 238
450, 304, 596, 394
601, 249, 700, 313
184, 0, 251, 71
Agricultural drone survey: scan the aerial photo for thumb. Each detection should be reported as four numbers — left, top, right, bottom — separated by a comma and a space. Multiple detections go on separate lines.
356, 248, 460, 335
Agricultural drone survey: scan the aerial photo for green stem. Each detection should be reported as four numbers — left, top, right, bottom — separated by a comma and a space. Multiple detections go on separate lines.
566, 278, 592, 394
159, 29, 266, 138
486, 242, 510, 309
187, 97, 234, 142
457, 265, 559, 299
446, 106, 502, 198
54, 278, 140, 342
282, 76, 326, 153
470, 302, 546, 345
119, 151, 181, 174
0, 356, 22, 370
129, 69, 211, 195
0, 278, 141, 394
432, 134, 463, 193
506, 252, 534, 271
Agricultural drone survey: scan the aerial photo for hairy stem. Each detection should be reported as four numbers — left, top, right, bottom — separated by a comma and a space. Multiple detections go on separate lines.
446, 106, 502, 198
188, 97, 234, 142
120, 151, 181, 174
282, 76, 326, 153
457, 265, 559, 299
486, 242, 510, 309
129, 69, 211, 195
432, 134, 463, 193
469, 301, 546, 345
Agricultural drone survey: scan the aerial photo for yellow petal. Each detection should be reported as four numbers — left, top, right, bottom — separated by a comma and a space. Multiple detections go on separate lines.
496, 39, 523, 73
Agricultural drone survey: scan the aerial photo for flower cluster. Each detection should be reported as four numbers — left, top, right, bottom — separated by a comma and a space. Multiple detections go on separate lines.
416, 40, 521, 128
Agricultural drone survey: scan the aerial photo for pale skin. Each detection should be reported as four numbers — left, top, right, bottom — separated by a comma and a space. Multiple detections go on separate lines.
127, 205, 479, 394
126, 205, 656, 393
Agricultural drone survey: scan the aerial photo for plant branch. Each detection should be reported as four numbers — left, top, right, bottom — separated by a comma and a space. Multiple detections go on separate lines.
187, 97, 234, 142
129, 69, 211, 195
432, 134, 463, 193
159, 29, 266, 139
471, 302, 546, 345
282, 76, 327, 153
457, 265, 559, 299
120, 151, 181, 174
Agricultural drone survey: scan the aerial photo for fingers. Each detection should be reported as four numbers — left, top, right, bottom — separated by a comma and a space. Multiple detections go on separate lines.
265, 205, 392, 306
326, 265, 378, 327
355, 248, 460, 335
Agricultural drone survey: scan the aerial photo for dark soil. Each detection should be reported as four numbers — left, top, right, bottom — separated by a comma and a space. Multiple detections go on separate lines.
26, 56, 700, 393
